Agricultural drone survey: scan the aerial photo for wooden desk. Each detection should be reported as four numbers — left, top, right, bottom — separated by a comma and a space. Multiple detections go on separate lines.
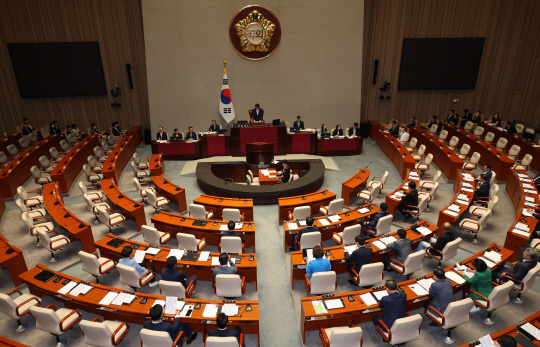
443, 124, 514, 181
375, 131, 416, 179
230, 125, 287, 156
193, 195, 254, 221
436, 170, 476, 234
96, 234, 258, 285
151, 140, 202, 160
101, 178, 146, 231
278, 189, 337, 223
148, 154, 164, 176
504, 169, 540, 262
283, 205, 379, 251
151, 175, 187, 214
316, 136, 363, 156
409, 127, 464, 181
368, 120, 381, 139
0, 133, 22, 154
0, 232, 27, 287
0, 336, 31, 347
43, 183, 96, 253
341, 169, 371, 207
20, 264, 260, 340
102, 133, 138, 183
289, 221, 437, 287
456, 310, 540, 346
128, 126, 142, 145
300, 242, 512, 343
201, 133, 231, 157
151, 212, 256, 249
258, 168, 278, 185
287, 132, 317, 154
385, 169, 421, 214
0, 134, 61, 198
50, 135, 99, 194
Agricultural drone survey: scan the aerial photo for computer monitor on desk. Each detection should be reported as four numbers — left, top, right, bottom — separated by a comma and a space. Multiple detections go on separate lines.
272, 119, 280, 126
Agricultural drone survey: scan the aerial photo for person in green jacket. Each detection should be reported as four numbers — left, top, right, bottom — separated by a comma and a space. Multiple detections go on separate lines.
459, 258, 492, 301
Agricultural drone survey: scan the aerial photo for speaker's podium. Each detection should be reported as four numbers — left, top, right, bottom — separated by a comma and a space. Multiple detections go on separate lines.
246, 142, 274, 165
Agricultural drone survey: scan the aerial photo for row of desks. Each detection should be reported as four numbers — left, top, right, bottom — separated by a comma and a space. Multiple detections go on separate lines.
102, 126, 142, 183
101, 178, 146, 231
278, 189, 336, 223
0, 132, 22, 154
375, 130, 416, 179
436, 170, 476, 231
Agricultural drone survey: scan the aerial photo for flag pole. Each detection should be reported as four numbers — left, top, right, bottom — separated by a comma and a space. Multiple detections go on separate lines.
223, 60, 231, 130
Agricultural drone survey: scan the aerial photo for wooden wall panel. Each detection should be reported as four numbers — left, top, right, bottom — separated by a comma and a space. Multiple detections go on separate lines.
361, 0, 540, 128
0, 0, 150, 135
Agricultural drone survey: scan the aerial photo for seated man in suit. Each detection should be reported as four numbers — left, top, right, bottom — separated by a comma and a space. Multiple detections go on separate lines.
156, 126, 168, 141
293, 116, 305, 129
345, 235, 373, 286
348, 122, 360, 137
171, 128, 183, 140
443, 109, 458, 125
361, 202, 390, 236
111, 121, 123, 136
143, 304, 197, 345
290, 216, 319, 251
422, 115, 438, 131
472, 111, 482, 124
397, 180, 419, 220
119, 246, 158, 287
384, 229, 412, 271
213, 253, 237, 280
222, 220, 245, 243
388, 120, 400, 137
492, 247, 538, 283
21, 122, 34, 136
185, 126, 198, 141
208, 120, 221, 132
460, 109, 473, 127
251, 103, 264, 122
161, 256, 198, 288
372, 280, 407, 329
471, 174, 490, 205
208, 313, 245, 347
306, 246, 331, 280
416, 222, 456, 254
405, 116, 417, 129
278, 161, 291, 183
533, 173, 540, 191
424, 268, 454, 326
505, 121, 518, 136
474, 163, 492, 185
332, 125, 344, 137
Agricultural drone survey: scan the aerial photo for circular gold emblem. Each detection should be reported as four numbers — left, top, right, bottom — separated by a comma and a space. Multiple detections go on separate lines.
229, 5, 281, 60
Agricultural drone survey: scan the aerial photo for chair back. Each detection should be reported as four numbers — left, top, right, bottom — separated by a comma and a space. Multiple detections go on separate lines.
19, 137, 30, 148
133, 178, 145, 197
487, 281, 513, 311
159, 280, 186, 298
247, 169, 254, 179
15, 199, 28, 213
30, 306, 63, 335
380, 171, 389, 185
79, 319, 115, 347
400, 132, 410, 143
87, 156, 97, 167
142, 226, 161, 245
470, 152, 480, 164
484, 132, 495, 143
177, 233, 199, 251
0, 151, 8, 163
440, 237, 462, 262
133, 152, 141, 163
429, 124, 438, 134
464, 121, 473, 131
21, 212, 34, 229
519, 263, 540, 294
438, 130, 448, 141
521, 154, 533, 166
487, 195, 499, 210
0, 293, 18, 319
409, 137, 418, 148
146, 190, 159, 208
117, 263, 143, 288
130, 161, 139, 173
327, 198, 344, 215
496, 138, 507, 150
97, 206, 112, 227
41, 127, 50, 137
101, 141, 111, 152
189, 204, 208, 219
17, 186, 29, 200
310, 271, 336, 295
206, 336, 239, 347
448, 136, 459, 148
515, 124, 525, 133
292, 206, 311, 220
508, 144, 521, 157
67, 133, 77, 144
341, 225, 361, 245
30, 165, 41, 179
490, 184, 499, 198
216, 274, 243, 297
389, 314, 422, 345
358, 262, 384, 287
402, 251, 425, 275
60, 140, 70, 151
473, 126, 484, 137
441, 298, 473, 329
38, 156, 51, 167
417, 196, 428, 213
223, 208, 241, 221
328, 326, 363, 347
79, 251, 100, 277
429, 182, 440, 198
300, 232, 321, 250
478, 209, 492, 230
221, 236, 243, 254
432, 170, 442, 183
245, 175, 252, 185
374, 214, 393, 237
424, 153, 433, 165
460, 144, 471, 156
82, 164, 92, 176
37, 229, 56, 251
417, 144, 426, 156
94, 146, 104, 157
490, 171, 497, 184
525, 128, 534, 135
78, 181, 88, 195
7, 144, 18, 156
140, 329, 173, 346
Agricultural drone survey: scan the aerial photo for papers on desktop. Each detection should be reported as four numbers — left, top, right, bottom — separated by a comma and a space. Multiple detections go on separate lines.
457, 194, 469, 202
518, 173, 529, 179
261, 169, 270, 176
319, 218, 331, 226
357, 207, 370, 214
145, 247, 160, 255
211, 257, 221, 266
299, 220, 307, 226
111, 293, 136, 306
203, 304, 219, 318
235, 223, 243, 230
391, 191, 403, 199
168, 249, 184, 259
287, 222, 298, 230
380, 236, 397, 245
324, 299, 344, 310
343, 245, 356, 254
372, 240, 387, 250
462, 188, 474, 192
222, 304, 239, 316
327, 215, 341, 223
521, 322, 540, 340
179, 305, 194, 317
515, 223, 531, 232
513, 229, 530, 237
478, 335, 495, 347
417, 227, 432, 236
408, 284, 429, 296
99, 292, 119, 306
373, 290, 389, 301
360, 293, 378, 306
522, 209, 533, 217
417, 278, 435, 291
525, 196, 536, 202
523, 183, 535, 189
409, 171, 419, 177
478, 256, 497, 269
312, 300, 327, 314
483, 251, 502, 263
445, 271, 466, 285
165, 297, 177, 315
57, 281, 78, 295
447, 204, 461, 212
219, 224, 228, 231
525, 189, 538, 195
69, 283, 92, 297
462, 182, 473, 188
133, 250, 146, 263
198, 251, 210, 262
454, 199, 468, 205
443, 210, 459, 217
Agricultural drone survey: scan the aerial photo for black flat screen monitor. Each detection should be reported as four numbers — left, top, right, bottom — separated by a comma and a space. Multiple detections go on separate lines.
272, 119, 280, 126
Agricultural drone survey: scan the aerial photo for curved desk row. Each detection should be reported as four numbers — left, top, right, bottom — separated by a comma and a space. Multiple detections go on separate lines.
148, 153, 164, 176
101, 178, 146, 231
194, 195, 254, 221
151, 212, 256, 249
300, 242, 513, 343
0, 133, 22, 154
0, 134, 61, 198
95, 234, 258, 285
151, 175, 187, 214
375, 130, 416, 179
102, 126, 142, 183
341, 169, 371, 207
290, 221, 437, 287
278, 189, 336, 223
50, 135, 99, 194
0, 336, 30, 347
43, 183, 96, 253
504, 169, 540, 262
283, 205, 379, 251
20, 264, 260, 339
0, 231, 27, 287
436, 170, 476, 233
444, 124, 514, 181
385, 169, 421, 214
409, 127, 464, 181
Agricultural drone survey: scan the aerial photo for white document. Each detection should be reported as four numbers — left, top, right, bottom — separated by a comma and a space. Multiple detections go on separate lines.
478, 256, 497, 268
518, 173, 529, 179
523, 183, 535, 189
372, 240, 387, 250
327, 215, 341, 223
261, 169, 269, 176
525, 196, 535, 202
521, 322, 540, 340
457, 194, 469, 201
312, 300, 328, 314
211, 257, 221, 266
454, 199, 468, 205
525, 202, 538, 208
521, 178, 533, 183
203, 304, 219, 318
222, 304, 239, 316
219, 224, 228, 231
111, 293, 129, 306
133, 250, 146, 263
360, 293, 377, 306
319, 218, 330, 226
443, 210, 459, 217
462, 188, 474, 192
343, 245, 356, 254
123, 294, 136, 305
513, 229, 531, 237
152, 299, 166, 308
410, 177, 420, 181
306, 249, 314, 263
145, 247, 160, 255
525, 189, 538, 195
409, 171, 418, 177
380, 236, 397, 245
176, 301, 186, 311
522, 209, 533, 217
408, 284, 429, 296
165, 297, 177, 315
167, 249, 184, 259
483, 251, 502, 263
417, 227, 432, 236
98, 292, 119, 306
417, 278, 435, 291
373, 291, 389, 301
357, 207, 370, 214
58, 281, 78, 295
298, 220, 307, 226
462, 182, 473, 188
324, 299, 344, 309
447, 204, 461, 212
70, 283, 92, 297
235, 223, 243, 230
478, 335, 495, 347
179, 305, 194, 317
198, 251, 210, 261
446, 271, 466, 285
287, 222, 298, 230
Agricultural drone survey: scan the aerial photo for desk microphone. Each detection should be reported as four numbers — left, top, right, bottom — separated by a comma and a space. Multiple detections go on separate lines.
361, 162, 373, 173
322, 185, 329, 195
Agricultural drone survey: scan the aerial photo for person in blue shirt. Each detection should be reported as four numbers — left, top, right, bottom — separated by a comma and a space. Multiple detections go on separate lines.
185, 126, 198, 141
306, 246, 331, 279
119, 245, 158, 287
142, 304, 197, 345
361, 202, 390, 236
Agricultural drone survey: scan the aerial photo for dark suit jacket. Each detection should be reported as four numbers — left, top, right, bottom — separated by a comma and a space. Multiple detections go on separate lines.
298, 226, 319, 241
533, 174, 540, 189
387, 238, 412, 264
429, 279, 453, 314
212, 261, 237, 280
366, 211, 390, 230
142, 318, 184, 341
348, 127, 359, 136
90, 128, 101, 135
475, 181, 490, 199
50, 126, 60, 135
171, 133, 183, 140
332, 129, 344, 136
427, 120, 437, 128
161, 268, 189, 288
222, 230, 245, 243
428, 231, 456, 256
472, 115, 482, 123
208, 327, 244, 346
345, 246, 373, 273
501, 260, 538, 281
251, 108, 264, 121
293, 121, 305, 129
483, 170, 493, 183
378, 292, 407, 328
389, 125, 399, 137
185, 131, 198, 140
406, 120, 416, 128
399, 189, 419, 208
282, 169, 291, 183
507, 125, 517, 136
22, 127, 34, 135
208, 124, 221, 131
156, 132, 168, 141
112, 127, 122, 136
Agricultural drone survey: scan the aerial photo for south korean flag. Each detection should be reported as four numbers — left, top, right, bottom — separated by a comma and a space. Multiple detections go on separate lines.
219, 70, 236, 124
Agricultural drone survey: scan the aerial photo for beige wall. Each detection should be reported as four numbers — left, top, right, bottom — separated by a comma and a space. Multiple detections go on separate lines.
142, 0, 363, 135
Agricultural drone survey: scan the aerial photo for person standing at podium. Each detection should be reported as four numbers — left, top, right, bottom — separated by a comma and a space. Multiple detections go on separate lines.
208, 120, 221, 132
156, 126, 168, 141
186, 126, 198, 141
251, 104, 264, 122
293, 116, 305, 129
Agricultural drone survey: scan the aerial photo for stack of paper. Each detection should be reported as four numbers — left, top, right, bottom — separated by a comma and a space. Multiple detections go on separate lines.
457, 194, 469, 202
478, 256, 497, 268
462, 182, 473, 188
447, 205, 461, 212
417, 227, 432, 235
98, 292, 119, 306
222, 304, 239, 316
525, 189, 538, 195
445, 271, 466, 285
145, 248, 160, 255
324, 299, 344, 309
203, 304, 219, 318
69, 283, 92, 297
523, 183, 535, 189
372, 240, 387, 250
319, 218, 330, 226
409, 171, 419, 177
517, 173, 529, 179
409, 284, 429, 296
417, 278, 435, 291
478, 335, 495, 347
462, 188, 474, 192
513, 228, 530, 237
287, 222, 298, 230
483, 251, 502, 263
112, 293, 136, 306
357, 207, 370, 214
328, 215, 341, 223
521, 322, 540, 340
343, 245, 356, 254
525, 196, 536, 202
443, 210, 459, 217
57, 281, 78, 295
176, 301, 186, 311
133, 250, 146, 263
360, 293, 377, 306
298, 220, 307, 226
151, 299, 166, 308
312, 300, 327, 314
454, 199, 468, 205
235, 223, 243, 230
198, 251, 210, 261
165, 297, 177, 315
380, 236, 397, 245
211, 257, 221, 266
219, 224, 228, 231
167, 249, 184, 259
260, 169, 269, 176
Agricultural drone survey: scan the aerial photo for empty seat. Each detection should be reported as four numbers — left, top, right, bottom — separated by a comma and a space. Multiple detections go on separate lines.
426, 238, 462, 266
18, 137, 30, 150
142, 225, 171, 246
399, 132, 410, 144
98, 206, 126, 233
59, 139, 70, 153
299, 231, 322, 250
288, 206, 311, 220
37, 229, 70, 262
93, 146, 108, 161
484, 132, 495, 144
31, 165, 52, 188
418, 182, 438, 211
473, 126, 484, 137
177, 232, 206, 252
460, 209, 491, 243
419, 171, 441, 191
403, 196, 429, 221
0, 289, 41, 332
425, 298, 474, 344
220, 236, 244, 254
79, 317, 129, 347
495, 137, 507, 151
304, 271, 337, 295
30, 305, 82, 347
428, 124, 438, 135
222, 208, 245, 222
16, 198, 46, 219
357, 184, 381, 203
447, 136, 459, 150
375, 313, 422, 345
82, 164, 104, 185
131, 161, 150, 180
507, 144, 521, 160
247, 169, 259, 183
438, 130, 448, 142
215, 274, 246, 297
79, 251, 115, 283
21, 211, 55, 246
79, 181, 103, 201
364, 214, 393, 237
87, 155, 103, 173
457, 144, 471, 159
38, 156, 55, 172
117, 263, 155, 290
132, 152, 149, 169
17, 186, 43, 209
0, 151, 11, 167
319, 325, 363, 347
133, 178, 155, 203
389, 250, 425, 280
469, 196, 499, 216
147, 190, 170, 213
366, 171, 388, 197
406, 137, 418, 151
512, 154, 533, 171
462, 152, 480, 170
415, 153, 433, 172
464, 121, 473, 131
49, 147, 64, 161
7, 144, 19, 157
471, 281, 513, 324
320, 198, 344, 216
412, 144, 426, 160
189, 204, 213, 220
349, 262, 384, 287
140, 328, 186, 347
332, 224, 361, 245
159, 279, 196, 299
